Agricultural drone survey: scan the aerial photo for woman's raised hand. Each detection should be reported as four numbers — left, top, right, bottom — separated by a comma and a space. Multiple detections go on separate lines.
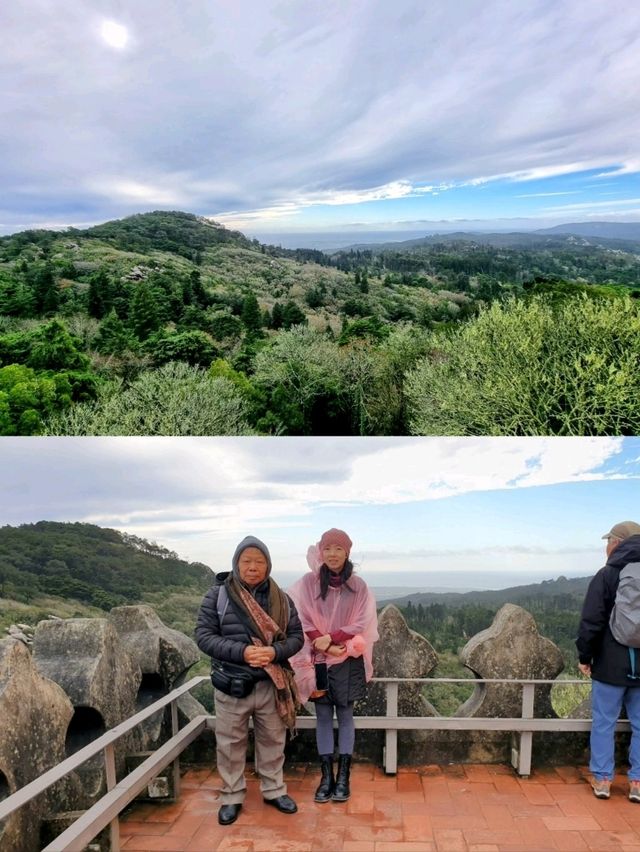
313, 634, 332, 652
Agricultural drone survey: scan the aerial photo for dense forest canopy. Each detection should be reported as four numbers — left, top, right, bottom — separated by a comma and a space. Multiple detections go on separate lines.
1, 210, 639, 436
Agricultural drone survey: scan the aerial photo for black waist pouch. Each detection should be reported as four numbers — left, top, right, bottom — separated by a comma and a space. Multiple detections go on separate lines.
211, 660, 256, 698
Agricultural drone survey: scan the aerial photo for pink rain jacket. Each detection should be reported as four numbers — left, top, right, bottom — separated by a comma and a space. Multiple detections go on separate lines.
287, 559, 378, 704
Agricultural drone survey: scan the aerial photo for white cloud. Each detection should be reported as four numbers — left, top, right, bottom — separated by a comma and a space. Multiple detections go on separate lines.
88, 178, 187, 207
2, 1, 640, 230
515, 192, 580, 199
0, 436, 629, 528
543, 197, 640, 213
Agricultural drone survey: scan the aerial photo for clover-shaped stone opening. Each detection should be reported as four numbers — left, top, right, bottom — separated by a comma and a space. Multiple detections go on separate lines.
136, 672, 166, 710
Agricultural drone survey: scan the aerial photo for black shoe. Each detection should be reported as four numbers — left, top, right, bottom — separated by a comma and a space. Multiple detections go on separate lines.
314, 755, 335, 803
332, 754, 352, 802
263, 794, 298, 814
218, 803, 242, 825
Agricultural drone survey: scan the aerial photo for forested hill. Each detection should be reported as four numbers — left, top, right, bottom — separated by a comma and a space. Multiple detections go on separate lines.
0, 521, 212, 611
381, 574, 592, 609
82, 210, 255, 257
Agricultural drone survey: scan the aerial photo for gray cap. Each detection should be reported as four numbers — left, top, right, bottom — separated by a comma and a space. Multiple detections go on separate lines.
231, 535, 272, 577
602, 521, 640, 541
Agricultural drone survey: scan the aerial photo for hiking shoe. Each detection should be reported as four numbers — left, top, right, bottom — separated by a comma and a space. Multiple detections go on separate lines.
591, 778, 611, 799
629, 781, 640, 803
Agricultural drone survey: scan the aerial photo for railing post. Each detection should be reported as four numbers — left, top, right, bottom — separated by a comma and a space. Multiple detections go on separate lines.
170, 700, 181, 799
514, 683, 535, 777
104, 742, 120, 851
384, 681, 399, 775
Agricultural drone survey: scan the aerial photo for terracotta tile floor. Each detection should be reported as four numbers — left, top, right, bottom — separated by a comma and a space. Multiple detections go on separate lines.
119, 763, 640, 851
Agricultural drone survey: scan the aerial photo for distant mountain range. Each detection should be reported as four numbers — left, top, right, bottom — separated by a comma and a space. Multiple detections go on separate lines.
380, 573, 592, 609
338, 221, 640, 253
538, 222, 640, 241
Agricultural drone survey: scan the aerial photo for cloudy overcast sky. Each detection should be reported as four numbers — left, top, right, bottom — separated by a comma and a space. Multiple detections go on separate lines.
3, 436, 639, 591
2, 1, 639, 237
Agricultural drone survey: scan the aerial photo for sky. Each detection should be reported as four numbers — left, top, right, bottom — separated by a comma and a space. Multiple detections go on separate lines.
2, 1, 640, 238
3, 436, 640, 593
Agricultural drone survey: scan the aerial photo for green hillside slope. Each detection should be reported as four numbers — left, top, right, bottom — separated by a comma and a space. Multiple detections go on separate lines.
0, 521, 212, 623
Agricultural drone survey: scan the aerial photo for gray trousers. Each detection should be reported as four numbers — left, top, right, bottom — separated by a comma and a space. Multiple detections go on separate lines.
214, 679, 288, 804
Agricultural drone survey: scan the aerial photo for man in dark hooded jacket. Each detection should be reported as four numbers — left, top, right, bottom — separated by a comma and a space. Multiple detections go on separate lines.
196, 535, 303, 825
577, 521, 640, 801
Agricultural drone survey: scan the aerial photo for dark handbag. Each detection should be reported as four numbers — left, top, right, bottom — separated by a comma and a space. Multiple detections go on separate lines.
210, 660, 255, 698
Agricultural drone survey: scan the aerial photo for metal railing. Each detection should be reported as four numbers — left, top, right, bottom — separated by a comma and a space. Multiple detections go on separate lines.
0, 675, 210, 852
0, 675, 618, 852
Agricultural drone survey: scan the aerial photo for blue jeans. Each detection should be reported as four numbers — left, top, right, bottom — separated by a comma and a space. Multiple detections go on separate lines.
591, 679, 640, 780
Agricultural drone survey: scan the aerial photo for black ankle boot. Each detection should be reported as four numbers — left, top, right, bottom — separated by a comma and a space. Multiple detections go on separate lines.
314, 754, 334, 803
332, 754, 351, 801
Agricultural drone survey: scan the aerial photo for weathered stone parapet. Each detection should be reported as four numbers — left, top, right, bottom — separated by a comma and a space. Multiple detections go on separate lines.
0, 638, 73, 852
355, 604, 438, 763
420, 603, 566, 765
108, 605, 205, 754
458, 603, 564, 719
109, 605, 199, 690
368, 605, 438, 717
32, 618, 141, 810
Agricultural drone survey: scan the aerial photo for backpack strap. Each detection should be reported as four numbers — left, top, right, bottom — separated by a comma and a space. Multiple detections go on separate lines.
629, 648, 640, 681
217, 585, 229, 623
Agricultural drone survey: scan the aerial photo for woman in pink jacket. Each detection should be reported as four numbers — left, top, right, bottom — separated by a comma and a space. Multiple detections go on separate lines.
288, 529, 378, 803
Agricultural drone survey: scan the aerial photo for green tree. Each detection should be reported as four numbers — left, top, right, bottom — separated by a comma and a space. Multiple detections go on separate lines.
130, 281, 161, 340
34, 263, 60, 314
87, 270, 111, 319
240, 293, 263, 335
406, 295, 640, 435
189, 269, 209, 307
0, 364, 67, 435
28, 320, 90, 371
146, 330, 217, 367
95, 309, 133, 356
252, 327, 343, 434
281, 300, 307, 329
0, 278, 35, 317
209, 311, 242, 342
45, 362, 253, 436
271, 302, 285, 329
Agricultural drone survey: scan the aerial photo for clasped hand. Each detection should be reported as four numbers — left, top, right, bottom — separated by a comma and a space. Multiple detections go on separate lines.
244, 645, 276, 667
313, 634, 345, 656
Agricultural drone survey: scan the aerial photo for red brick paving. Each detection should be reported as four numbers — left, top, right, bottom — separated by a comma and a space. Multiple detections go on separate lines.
118, 764, 640, 851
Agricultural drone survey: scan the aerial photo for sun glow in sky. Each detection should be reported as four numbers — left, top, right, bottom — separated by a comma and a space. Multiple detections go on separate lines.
1, 1, 639, 237
98, 19, 130, 50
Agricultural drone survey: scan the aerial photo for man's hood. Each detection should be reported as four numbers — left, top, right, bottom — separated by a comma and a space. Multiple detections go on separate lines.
607, 534, 640, 569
